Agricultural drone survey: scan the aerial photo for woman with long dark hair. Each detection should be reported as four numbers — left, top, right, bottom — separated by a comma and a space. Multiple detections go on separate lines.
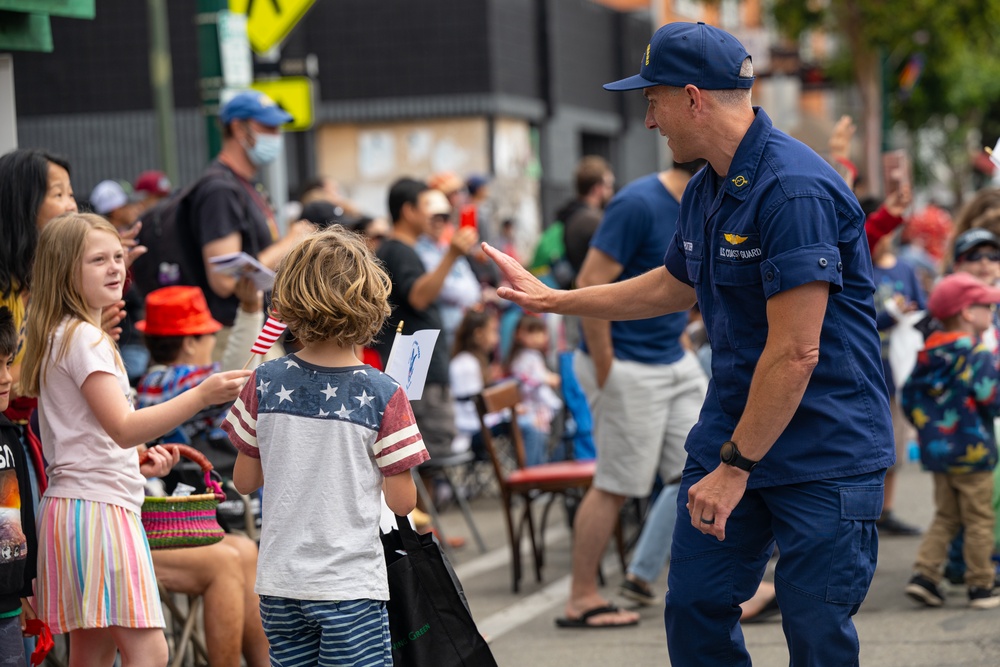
0, 148, 78, 420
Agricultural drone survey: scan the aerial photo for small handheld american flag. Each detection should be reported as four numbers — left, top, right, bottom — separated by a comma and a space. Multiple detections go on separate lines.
250, 316, 288, 355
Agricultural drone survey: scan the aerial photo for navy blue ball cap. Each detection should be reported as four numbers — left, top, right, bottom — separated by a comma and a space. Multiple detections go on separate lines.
604, 22, 755, 92
954, 228, 1000, 260
220, 91, 293, 127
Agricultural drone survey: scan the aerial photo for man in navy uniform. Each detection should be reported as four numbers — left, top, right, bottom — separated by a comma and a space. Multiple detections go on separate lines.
483, 21, 892, 666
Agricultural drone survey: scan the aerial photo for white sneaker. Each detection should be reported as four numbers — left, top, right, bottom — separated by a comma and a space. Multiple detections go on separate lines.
968, 586, 1000, 609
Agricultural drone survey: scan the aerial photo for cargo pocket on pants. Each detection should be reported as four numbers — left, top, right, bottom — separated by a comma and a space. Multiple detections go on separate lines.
825, 485, 883, 605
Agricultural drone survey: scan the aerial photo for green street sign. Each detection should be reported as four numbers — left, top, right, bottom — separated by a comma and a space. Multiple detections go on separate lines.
0, 0, 94, 53
0, 11, 53, 52
0, 0, 94, 19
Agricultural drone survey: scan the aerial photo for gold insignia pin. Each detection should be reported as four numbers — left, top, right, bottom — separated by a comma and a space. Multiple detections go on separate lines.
724, 233, 749, 245
731, 175, 748, 187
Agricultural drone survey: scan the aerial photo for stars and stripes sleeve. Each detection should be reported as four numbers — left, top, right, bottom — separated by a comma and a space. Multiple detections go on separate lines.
223, 370, 260, 458
373, 386, 429, 476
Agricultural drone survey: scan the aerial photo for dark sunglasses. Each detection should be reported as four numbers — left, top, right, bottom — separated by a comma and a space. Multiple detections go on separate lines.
959, 250, 1000, 263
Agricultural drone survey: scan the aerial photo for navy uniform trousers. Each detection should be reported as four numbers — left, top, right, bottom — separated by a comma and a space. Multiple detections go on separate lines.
664, 458, 885, 667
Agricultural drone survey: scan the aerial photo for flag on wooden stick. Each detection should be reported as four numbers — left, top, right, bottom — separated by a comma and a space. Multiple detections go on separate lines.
384, 325, 440, 401
250, 316, 288, 355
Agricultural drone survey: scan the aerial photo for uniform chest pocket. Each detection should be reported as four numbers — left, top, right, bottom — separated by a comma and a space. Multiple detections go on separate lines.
683, 240, 704, 284
713, 262, 768, 349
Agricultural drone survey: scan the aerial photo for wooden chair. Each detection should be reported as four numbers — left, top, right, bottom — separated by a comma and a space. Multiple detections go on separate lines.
475, 380, 597, 592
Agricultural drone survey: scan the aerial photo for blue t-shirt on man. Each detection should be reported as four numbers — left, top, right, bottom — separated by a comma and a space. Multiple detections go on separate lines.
663, 108, 894, 489
582, 173, 688, 366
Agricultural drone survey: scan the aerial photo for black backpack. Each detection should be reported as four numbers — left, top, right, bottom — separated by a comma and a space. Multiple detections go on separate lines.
130, 163, 254, 299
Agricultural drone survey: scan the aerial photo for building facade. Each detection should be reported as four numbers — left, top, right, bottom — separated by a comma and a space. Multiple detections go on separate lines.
11, 0, 662, 246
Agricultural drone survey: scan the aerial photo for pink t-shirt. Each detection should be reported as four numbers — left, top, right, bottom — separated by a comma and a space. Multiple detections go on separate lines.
38, 319, 144, 514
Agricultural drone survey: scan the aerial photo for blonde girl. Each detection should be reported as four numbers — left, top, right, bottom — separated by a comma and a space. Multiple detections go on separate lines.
20, 213, 250, 667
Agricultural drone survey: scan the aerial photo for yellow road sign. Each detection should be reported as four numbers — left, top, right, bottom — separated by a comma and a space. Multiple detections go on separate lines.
241, 0, 315, 54
251, 77, 313, 131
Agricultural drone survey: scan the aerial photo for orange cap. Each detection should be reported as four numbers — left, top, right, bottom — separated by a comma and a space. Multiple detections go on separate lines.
137, 286, 223, 336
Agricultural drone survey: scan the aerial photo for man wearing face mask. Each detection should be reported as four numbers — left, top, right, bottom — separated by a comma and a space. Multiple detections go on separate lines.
187, 91, 313, 338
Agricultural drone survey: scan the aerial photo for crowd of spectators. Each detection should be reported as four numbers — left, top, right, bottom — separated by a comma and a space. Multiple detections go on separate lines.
10, 79, 1000, 662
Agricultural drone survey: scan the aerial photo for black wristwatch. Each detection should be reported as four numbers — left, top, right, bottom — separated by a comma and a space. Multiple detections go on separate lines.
720, 440, 758, 472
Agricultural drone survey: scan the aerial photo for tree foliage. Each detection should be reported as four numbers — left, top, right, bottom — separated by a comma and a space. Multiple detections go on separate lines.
767, 0, 1000, 198
770, 0, 1000, 116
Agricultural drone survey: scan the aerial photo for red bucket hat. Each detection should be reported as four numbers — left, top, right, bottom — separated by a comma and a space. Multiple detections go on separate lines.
137, 286, 223, 336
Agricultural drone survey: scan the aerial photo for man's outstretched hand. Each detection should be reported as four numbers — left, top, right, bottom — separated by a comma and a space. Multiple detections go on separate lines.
481, 243, 556, 313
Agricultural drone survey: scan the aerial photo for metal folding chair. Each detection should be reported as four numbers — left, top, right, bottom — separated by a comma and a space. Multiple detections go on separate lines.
413, 450, 488, 553
158, 581, 209, 667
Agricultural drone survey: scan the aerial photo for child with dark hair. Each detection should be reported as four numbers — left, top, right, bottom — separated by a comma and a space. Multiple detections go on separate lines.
505, 314, 562, 466
136, 279, 263, 447
450, 308, 501, 456
0, 306, 37, 665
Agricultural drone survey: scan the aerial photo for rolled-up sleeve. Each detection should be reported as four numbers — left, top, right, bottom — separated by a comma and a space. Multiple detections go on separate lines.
758, 196, 847, 298
760, 243, 843, 299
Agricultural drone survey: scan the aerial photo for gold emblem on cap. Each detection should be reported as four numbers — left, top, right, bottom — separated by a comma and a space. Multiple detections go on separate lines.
731, 175, 748, 188
724, 233, 749, 245
645, 44, 650, 66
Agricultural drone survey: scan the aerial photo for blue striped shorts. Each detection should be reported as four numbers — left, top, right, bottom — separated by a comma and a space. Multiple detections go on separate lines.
259, 596, 391, 667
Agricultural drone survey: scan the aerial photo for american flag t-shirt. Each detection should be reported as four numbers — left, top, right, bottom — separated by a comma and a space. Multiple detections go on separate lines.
220, 356, 430, 602
222, 357, 429, 476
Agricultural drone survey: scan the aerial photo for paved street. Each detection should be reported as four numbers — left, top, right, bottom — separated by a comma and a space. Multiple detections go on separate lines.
434, 461, 1000, 666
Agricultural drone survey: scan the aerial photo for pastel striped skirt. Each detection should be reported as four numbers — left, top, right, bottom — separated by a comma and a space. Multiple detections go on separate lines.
35, 497, 165, 634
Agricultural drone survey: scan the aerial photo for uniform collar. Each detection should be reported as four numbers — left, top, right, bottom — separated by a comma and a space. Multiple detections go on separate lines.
721, 107, 772, 202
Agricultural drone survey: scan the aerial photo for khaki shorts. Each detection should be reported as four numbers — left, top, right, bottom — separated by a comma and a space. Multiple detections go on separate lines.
574, 350, 707, 497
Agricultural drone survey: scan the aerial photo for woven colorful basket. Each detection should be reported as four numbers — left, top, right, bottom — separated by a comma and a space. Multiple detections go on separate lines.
139, 444, 226, 550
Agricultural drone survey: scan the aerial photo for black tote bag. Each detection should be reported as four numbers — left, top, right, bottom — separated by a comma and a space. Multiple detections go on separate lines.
381, 515, 499, 667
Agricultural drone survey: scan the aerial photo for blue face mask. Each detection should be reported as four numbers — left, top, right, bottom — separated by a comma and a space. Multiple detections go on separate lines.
246, 131, 283, 166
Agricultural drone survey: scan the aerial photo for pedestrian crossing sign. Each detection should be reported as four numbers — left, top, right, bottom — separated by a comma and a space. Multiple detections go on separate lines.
235, 0, 315, 54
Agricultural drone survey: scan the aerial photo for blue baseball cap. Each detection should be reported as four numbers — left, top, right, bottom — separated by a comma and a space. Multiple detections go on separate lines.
219, 91, 293, 127
466, 174, 489, 196
604, 22, 755, 92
